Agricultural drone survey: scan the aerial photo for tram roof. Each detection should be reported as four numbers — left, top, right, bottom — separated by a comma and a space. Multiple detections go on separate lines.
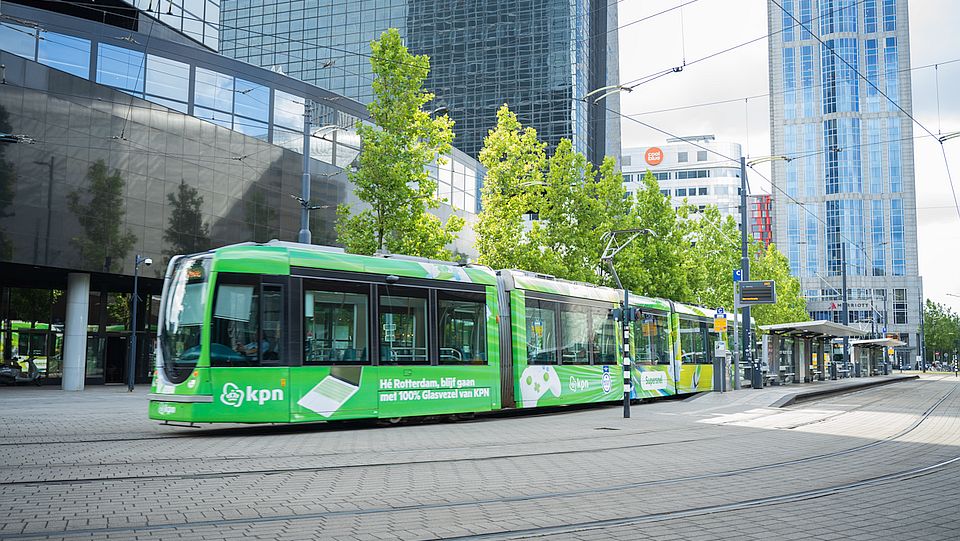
207, 241, 499, 286
500, 269, 622, 303
760, 320, 864, 338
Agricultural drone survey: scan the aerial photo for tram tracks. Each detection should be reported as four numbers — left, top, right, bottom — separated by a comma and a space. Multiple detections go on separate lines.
2, 380, 958, 540
454, 453, 960, 540
2, 379, 954, 487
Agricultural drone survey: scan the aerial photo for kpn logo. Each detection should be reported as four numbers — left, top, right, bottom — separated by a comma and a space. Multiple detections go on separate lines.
220, 382, 284, 407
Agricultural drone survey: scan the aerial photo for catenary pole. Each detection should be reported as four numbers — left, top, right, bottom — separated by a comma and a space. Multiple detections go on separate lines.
841, 242, 850, 376
299, 100, 313, 244
740, 157, 757, 389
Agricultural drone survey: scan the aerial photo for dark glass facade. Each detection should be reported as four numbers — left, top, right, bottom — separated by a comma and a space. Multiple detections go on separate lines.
219, 0, 621, 165
0, 3, 483, 384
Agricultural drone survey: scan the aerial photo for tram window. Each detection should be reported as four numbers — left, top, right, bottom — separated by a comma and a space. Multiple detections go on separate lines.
211, 283, 260, 367
560, 306, 590, 365
303, 284, 369, 365
589, 307, 617, 364
438, 291, 487, 365
261, 285, 284, 364
525, 298, 558, 365
634, 314, 669, 365
679, 318, 708, 364
378, 286, 428, 364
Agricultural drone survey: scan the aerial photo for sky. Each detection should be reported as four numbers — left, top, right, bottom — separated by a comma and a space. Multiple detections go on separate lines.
616, 0, 960, 314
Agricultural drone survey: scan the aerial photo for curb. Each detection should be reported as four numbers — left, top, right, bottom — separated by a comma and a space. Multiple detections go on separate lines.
769, 375, 919, 408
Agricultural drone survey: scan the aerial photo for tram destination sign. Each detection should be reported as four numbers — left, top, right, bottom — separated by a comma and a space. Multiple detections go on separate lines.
737, 280, 777, 306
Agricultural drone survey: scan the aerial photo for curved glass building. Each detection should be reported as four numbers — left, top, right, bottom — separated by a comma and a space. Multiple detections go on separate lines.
0, 1, 482, 387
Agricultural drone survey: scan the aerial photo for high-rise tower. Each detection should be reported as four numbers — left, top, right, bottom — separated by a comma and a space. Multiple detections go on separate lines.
767, 0, 921, 366
219, 0, 621, 166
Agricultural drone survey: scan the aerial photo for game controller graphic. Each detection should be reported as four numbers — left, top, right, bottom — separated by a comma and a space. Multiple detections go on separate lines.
519, 365, 562, 407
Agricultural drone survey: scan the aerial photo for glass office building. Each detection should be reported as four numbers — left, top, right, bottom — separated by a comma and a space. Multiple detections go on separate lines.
767, 0, 922, 366
219, 0, 622, 166
0, 1, 482, 387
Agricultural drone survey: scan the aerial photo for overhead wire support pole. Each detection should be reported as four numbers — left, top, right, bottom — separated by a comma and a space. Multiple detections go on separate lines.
739, 157, 759, 389
601, 228, 655, 419
299, 99, 313, 244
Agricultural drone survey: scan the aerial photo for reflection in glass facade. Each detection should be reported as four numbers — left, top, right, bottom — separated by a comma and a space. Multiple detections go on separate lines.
219, 0, 621, 166
126, 0, 222, 49
0, 2, 486, 384
769, 0, 921, 358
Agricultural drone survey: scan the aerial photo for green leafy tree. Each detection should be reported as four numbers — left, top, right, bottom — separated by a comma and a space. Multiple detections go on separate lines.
475, 104, 546, 271
336, 28, 461, 259
748, 242, 810, 326
9, 289, 62, 328
164, 180, 211, 257
683, 206, 741, 309
534, 141, 632, 283
923, 300, 960, 365
107, 294, 130, 328
67, 160, 136, 272
612, 172, 692, 301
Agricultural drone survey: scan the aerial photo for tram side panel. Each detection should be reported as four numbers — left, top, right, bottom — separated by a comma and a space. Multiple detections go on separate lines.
509, 288, 625, 408
629, 310, 678, 399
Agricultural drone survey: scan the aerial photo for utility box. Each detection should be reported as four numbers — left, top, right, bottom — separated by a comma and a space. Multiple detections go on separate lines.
713, 341, 728, 392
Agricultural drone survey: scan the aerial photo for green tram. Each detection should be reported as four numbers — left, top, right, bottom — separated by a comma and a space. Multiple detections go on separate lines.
149, 241, 727, 424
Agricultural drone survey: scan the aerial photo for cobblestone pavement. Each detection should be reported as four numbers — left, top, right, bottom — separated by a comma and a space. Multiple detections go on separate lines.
1, 375, 958, 540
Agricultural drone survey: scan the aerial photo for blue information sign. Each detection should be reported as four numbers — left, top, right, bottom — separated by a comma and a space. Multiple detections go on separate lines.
733, 269, 743, 282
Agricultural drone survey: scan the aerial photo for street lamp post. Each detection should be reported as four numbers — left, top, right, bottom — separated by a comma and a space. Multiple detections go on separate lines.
601, 228, 655, 419
127, 254, 152, 392
741, 155, 791, 388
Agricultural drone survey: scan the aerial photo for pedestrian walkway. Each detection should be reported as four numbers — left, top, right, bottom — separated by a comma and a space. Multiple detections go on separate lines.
686, 373, 918, 410
1, 375, 958, 540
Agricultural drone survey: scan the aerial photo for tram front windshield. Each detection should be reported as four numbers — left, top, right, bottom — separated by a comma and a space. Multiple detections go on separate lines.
159, 256, 210, 383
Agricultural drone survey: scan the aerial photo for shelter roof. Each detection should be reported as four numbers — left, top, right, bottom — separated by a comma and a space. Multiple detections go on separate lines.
850, 338, 907, 348
759, 320, 864, 339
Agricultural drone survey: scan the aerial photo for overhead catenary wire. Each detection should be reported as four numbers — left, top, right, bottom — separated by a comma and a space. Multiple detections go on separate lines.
628, 56, 960, 117
33, 0, 695, 82
769, 0, 960, 223
617, 0, 871, 90
584, 96, 897, 260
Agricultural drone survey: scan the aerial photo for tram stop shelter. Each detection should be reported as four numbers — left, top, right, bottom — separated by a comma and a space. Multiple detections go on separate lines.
759, 321, 864, 384
850, 338, 905, 377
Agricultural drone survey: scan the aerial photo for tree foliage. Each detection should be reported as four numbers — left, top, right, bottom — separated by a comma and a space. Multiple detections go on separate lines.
476, 106, 638, 283
67, 160, 136, 272
8, 288, 62, 327
611, 172, 693, 300
336, 28, 462, 260
475, 105, 545, 271
164, 180, 210, 258
748, 242, 810, 326
475, 108, 810, 324
923, 300, 960, 364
